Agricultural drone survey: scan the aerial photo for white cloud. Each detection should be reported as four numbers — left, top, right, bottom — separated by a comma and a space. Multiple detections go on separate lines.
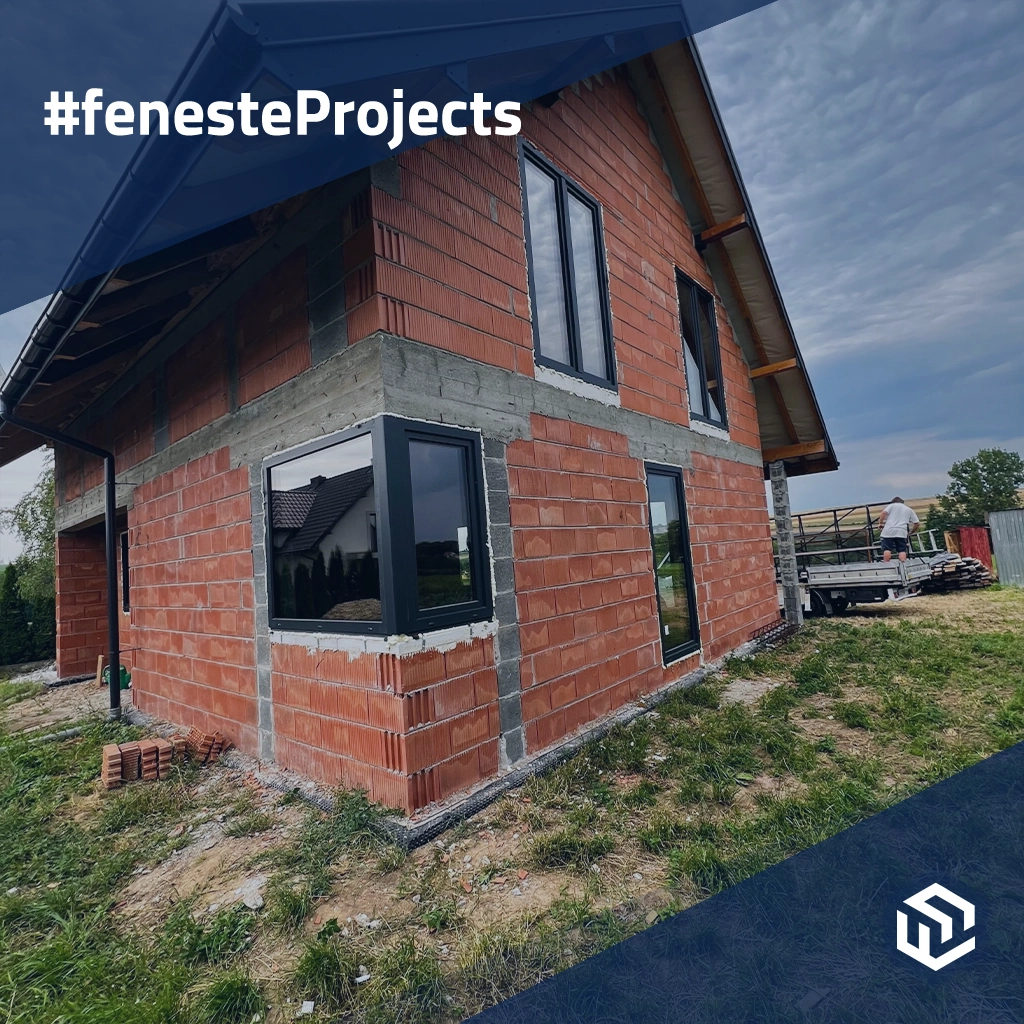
700, 0, 1024, 509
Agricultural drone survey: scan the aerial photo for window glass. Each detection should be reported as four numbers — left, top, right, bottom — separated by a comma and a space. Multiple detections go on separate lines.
678, 275, 726, 425
567, 193, 608, 379
697, 295, 723, 423
409, 440, 475, 609
647, 471, 696, 659
678, 291, 704, 417
268, 432, 381, 622
523, 159, 571, 366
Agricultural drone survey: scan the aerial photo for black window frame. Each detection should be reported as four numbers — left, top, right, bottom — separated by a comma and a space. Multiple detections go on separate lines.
676, 271, 727, 428
644, 463, 700, 664
264, 415, 493, 637
519, 141, 616, 389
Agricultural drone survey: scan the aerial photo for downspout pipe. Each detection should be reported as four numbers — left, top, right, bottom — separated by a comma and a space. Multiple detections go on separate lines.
0, 401, 121, 720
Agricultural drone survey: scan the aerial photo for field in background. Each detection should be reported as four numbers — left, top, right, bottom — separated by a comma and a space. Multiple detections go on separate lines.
0, 587, 1022, 1023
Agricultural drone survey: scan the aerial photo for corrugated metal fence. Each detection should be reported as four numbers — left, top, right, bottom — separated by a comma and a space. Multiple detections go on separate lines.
990, 509, 1024, 587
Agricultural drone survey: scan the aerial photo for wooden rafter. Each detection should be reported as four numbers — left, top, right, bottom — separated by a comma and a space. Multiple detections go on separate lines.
749, 357, 798, 379
640, 55, 801, 450
763, 440, 827, 462
696, 213, 747, 249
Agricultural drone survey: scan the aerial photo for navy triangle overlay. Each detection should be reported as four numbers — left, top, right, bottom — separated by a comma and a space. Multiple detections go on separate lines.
470, 742, 1024, 1023
1, 0, 776, 317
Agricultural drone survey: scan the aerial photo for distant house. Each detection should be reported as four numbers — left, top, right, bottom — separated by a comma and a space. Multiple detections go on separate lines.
0, 40, 835, 813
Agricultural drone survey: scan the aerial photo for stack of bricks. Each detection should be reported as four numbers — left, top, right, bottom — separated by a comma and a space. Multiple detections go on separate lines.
185, 727, 227, 765
139, 739, 159, 781
99, 731, 230, 789
120, 741, 141, 781
155, 738, 174, 777
101, 745, 122, 789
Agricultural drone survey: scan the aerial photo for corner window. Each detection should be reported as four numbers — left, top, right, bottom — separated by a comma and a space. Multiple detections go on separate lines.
645, 465, 699, 663
677, 273, 726, 426
266, 417, 491, 635
520, 144, 615, 387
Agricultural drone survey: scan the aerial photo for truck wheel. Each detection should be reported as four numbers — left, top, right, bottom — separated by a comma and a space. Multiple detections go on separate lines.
810, 591, 829, 617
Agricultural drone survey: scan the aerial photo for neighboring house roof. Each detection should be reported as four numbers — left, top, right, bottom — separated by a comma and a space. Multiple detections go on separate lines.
270, 489, 317, 530
0, 32, 836, 479
275, 465, 374, 556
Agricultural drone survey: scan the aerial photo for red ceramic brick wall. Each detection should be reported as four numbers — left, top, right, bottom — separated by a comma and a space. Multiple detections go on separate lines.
55, 526, 108, 677
128, 446, 259, 751
509, 414, 777, 756
350, 71, 759, 448
271, 637, 500, 814
167, 318, 230, 444
234, 247, 311, 407
687, 452, 779, 658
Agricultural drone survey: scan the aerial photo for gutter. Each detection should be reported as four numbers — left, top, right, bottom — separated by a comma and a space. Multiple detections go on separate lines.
0, 400, 121, 720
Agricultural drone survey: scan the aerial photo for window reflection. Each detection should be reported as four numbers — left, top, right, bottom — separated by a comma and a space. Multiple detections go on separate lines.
269, 432, 381, 622
409, 440, 475, 609
648, 471, 696, 658
523, 159, 571, 365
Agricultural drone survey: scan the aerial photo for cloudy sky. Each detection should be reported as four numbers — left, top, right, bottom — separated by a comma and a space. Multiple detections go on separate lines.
698, 0, 1024, 509
1, 0, 1022, 557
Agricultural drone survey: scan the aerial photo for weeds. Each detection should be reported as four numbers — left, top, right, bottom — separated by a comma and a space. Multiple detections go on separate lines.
195, 970, 265, 1024
529, 828, 614, 872
293, 931, 361, 1011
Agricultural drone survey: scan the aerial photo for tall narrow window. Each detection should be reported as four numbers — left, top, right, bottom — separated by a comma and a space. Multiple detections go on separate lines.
521, 144, 615, 386
645, 465, 699, 663
677, 273, 726, 426
265, 417, 492, 636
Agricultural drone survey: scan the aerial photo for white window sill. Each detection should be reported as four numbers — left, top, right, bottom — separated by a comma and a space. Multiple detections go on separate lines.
687, 417, 730, 441
270, 618, 498, 656
535, 363, 620, 407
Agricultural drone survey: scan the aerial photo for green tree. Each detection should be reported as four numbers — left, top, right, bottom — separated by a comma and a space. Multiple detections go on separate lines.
276, 564, 296, 618
0, 564, 32, 666
294, 563, 314, 619
327, 546, 345, 605
1, 459, 56, 660
311, 550, 329, 617
926, 447, 1024, 533
0, 458, 55, 606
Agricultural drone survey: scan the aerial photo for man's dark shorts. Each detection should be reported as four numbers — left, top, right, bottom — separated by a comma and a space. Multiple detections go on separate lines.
881, 536, 908, 555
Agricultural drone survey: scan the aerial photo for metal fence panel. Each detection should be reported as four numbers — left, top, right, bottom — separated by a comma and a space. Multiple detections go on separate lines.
990, 509, 1024, 587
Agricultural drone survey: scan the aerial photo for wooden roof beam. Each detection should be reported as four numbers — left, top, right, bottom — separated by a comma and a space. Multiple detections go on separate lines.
696, 213, 748, 251
750, 357, 798, 380
763, 440, 827, 462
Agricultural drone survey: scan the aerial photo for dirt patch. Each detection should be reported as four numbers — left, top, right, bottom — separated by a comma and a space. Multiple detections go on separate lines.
118, 770, 305, 931
721, 677, 781, 706
732, 773, 807, 812
3, 676, 115, 734
844, 589, 1024, 631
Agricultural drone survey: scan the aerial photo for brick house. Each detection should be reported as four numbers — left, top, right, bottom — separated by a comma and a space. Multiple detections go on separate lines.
0, 40, 835, 814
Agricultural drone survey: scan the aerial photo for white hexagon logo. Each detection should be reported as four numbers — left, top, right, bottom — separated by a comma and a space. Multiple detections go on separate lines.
896, 883, 976, 971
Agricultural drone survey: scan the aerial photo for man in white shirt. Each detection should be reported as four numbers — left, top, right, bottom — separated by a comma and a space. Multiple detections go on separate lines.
878, 496, 920, 562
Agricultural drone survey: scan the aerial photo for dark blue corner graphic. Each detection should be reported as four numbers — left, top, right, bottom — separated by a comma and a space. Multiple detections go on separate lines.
0, 0, 776, 318
470, 742, 1024, 1023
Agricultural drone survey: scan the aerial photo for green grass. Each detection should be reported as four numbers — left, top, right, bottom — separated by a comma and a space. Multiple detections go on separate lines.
1, 592, 1022, 1023
262, 788, 400, 930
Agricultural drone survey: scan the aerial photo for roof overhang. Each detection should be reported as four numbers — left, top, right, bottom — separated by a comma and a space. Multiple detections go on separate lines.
1, 35, 836, 482
627, 40, 838, 478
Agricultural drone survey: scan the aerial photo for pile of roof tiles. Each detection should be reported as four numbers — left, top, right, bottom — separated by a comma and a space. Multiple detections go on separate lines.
100, 729, 228, 789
